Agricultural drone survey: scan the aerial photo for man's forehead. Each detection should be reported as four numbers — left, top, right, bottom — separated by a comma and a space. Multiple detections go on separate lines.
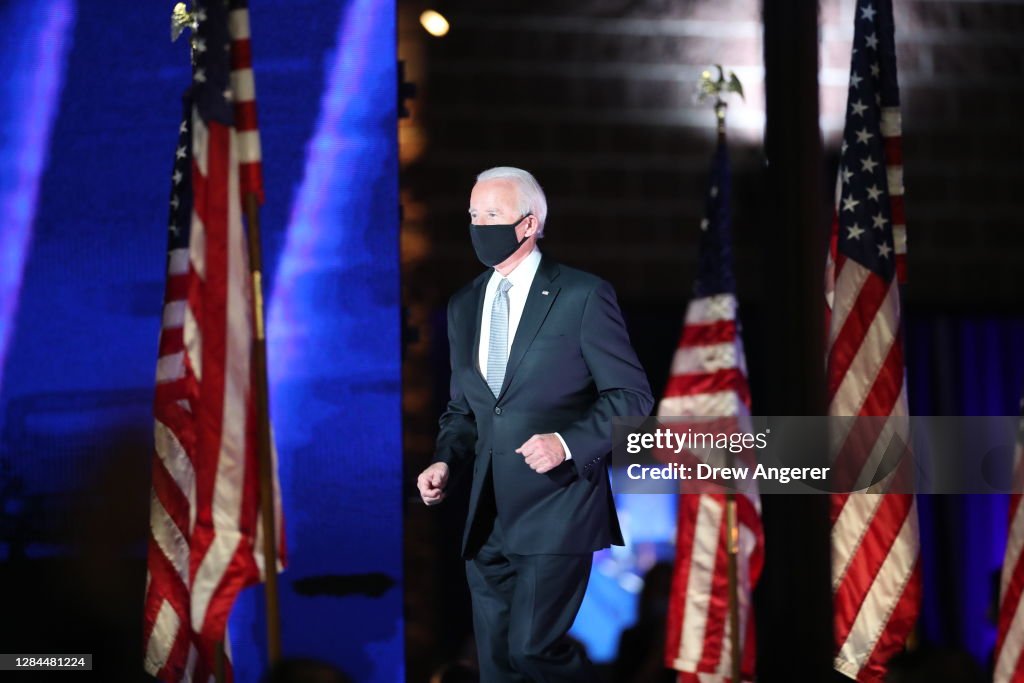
470, 179, 517, 203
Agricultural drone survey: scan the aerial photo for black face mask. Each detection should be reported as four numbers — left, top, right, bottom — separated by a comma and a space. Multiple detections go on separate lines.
468, 215, 531, 267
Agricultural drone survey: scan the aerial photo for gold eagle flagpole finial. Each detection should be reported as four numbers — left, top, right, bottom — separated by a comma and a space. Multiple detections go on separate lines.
171, 2, 201, 63
697, 65, 744, 135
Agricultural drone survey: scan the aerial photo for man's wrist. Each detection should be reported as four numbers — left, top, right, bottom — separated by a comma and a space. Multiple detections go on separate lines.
553, 432, 572, 461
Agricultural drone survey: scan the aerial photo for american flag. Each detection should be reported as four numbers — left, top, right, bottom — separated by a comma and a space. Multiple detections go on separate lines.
825, 1, 920, 680
143, 1, 282, 681
661, 128, 764, 682
995, 398, 1024, 682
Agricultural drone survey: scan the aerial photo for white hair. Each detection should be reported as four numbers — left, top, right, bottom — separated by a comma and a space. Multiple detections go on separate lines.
475, 166, 548, 237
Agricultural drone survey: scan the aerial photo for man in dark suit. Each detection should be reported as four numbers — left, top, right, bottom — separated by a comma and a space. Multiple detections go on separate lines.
417, 167, 654, 682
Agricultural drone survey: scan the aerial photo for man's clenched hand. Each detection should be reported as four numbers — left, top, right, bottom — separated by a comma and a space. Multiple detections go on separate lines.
516, 434, 566, 474
417, 462, 450, 505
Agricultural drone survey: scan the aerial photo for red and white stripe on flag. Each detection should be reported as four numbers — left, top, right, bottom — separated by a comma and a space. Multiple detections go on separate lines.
228, 1, 263, 203
880, 109, 906, 285
995, 408, 1024, 682
661, 293, 764, 683
826, 216, 921, 683
142, 113, 283, 683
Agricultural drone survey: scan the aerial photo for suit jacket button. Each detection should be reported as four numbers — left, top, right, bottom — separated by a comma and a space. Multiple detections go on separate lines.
494, 406, 502, 415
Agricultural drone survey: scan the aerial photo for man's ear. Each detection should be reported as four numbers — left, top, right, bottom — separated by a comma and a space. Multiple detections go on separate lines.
524, 215, 539, 237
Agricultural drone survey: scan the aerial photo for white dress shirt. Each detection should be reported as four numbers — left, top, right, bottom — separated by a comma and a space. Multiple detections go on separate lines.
478, 247, 572, 460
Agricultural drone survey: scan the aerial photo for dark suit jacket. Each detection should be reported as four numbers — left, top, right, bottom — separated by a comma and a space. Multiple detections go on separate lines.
433, 256, 654, 557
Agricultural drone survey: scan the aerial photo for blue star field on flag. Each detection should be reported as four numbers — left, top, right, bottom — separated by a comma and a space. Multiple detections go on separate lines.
835, 0, 902, 283
693, 135, 736, 299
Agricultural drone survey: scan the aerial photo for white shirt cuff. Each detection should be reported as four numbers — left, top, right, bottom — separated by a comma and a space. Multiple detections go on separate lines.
554, 432, 572, 461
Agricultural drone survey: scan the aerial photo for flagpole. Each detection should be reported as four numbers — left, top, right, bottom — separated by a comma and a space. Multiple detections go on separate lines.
726, 490, 740, 683
699, 66, 744, 683
244, 190, 283, 666
215, 641, 227, 682
716, 109, 742, 683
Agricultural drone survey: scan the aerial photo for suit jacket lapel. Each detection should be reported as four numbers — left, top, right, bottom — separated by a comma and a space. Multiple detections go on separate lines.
498, 257, 561, 400
466, 271, 490, 388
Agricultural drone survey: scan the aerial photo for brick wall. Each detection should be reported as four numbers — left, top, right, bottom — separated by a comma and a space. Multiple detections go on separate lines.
405, 0, 767, 308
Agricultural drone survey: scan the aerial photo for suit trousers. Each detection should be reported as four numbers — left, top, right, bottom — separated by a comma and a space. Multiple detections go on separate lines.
465, 481, 599, 683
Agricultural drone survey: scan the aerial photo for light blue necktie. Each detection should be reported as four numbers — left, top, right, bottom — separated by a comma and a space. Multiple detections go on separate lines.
486, 278, 513, 397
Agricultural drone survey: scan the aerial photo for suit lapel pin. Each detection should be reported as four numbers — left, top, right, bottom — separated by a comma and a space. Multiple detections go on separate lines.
541, 290, 549, 295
